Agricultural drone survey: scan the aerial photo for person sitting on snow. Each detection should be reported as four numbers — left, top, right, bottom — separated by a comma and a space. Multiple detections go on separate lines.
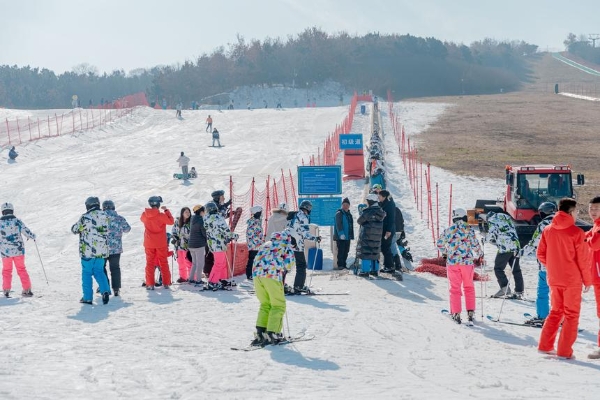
8, 146, 18, 160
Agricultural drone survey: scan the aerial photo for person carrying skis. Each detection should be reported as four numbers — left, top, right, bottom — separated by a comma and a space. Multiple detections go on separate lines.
333, 197, 354, 270
188, 205, 207, 285
203, 201, 238, 290
71, 197, 111, 305
211, 128, 221, 147
0, 203, 36, 298
177, 152, 190, 180
537, 198, 591, 359
140, 196, 174, 289
172, 207, 192, 283
206, 115, 213, 132
585, 196, 600, 359
484, 211, 525, 298
437, 208, 483, 324
356, 194, 385, 277
285, 200, 320, 294
102, 200, 131, 296
245, 205, 264, 280
266, 203, 288, 238
520, 202, 557, 326
250, 230, 295, 346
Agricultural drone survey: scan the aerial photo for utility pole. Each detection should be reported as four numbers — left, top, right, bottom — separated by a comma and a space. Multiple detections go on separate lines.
589, 34, 600, 47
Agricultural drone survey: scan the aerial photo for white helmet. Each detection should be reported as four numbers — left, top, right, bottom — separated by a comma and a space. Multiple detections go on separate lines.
452, 208, 467, 221
366, 194, 379, 203
1, 202, 14, 213
250, 205, 263, 214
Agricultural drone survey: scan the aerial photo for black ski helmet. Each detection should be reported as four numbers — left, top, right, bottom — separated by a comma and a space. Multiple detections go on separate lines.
85, 197, 101, 211
538, 202, 557, 218
211, 190, 225, 202
102, 200, 115, 211
205, 201, 218, 215
299, 200, 313, 213
148, 196, 163, 208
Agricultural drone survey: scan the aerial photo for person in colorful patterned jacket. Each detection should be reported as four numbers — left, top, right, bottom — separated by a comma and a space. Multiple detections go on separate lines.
285, 200, 320, 294
204, 201, 238, 290
140, 196, 174, 290
520, 202, 557, 326
101, 200, 131, 297
172, 207, 192, 283
245, 205, 265, 280
0, 203, 36, 298
250, 230, 295, 346
484, 211, 524, 298
71, 197, 111, 305
585, 196, 600, 360
437, 208, 483, 324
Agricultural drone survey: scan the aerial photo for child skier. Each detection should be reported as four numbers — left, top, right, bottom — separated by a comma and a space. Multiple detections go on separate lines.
285, 200, 320, 293
71, 197, 111, 305
211, 128, 221, 147
140, 196, 174, 289
245, 205, 265, 280
585, 196, 600, 359
203, 201, 238, 290
251, 230, 295, 346
172, 207, 192, 282
0, 203, 36, 297
102, 200, 131, 296
437, 208, 483, 324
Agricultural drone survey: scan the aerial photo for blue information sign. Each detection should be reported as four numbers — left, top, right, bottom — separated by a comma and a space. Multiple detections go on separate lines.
339, 134, 363, 150
298, 197, 342, 226
297, 166, 342, 195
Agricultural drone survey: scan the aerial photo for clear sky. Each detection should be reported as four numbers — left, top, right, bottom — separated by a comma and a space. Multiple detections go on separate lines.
1, 0, 598, 75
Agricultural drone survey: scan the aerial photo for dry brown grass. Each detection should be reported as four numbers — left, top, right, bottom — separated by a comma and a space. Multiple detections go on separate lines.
408, 53, 600, 218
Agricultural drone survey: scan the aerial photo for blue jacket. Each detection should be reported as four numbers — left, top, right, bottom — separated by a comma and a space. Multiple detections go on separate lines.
333, 208, 354, 241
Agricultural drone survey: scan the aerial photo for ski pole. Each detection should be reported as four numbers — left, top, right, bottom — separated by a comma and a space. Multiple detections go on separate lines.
307, 239, 319, 288
284, 310, 292, 339
33, 239, 49, 285
496, 253, 519, 321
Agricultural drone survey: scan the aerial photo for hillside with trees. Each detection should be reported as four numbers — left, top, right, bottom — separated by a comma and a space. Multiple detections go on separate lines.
0, 28, 538, 109
563, 33, 600, 64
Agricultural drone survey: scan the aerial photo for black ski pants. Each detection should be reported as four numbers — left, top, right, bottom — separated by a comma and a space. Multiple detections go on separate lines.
293, 251, 307, 289
104, 253, 122, 290
336, 240, 351, 269
380, 234, 394, 270
246, 250, 258, 279
494, 251, 524, 292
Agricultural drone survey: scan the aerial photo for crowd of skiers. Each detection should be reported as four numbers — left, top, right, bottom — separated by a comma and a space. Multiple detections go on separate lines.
437, 196, 600, 360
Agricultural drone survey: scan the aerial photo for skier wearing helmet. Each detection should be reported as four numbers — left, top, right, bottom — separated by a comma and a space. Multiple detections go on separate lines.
0, 202, 36, 298
437, 208, 483, 324
71, 197, 111, 305
203, 201, 238, 290
140, 196, 174, 290
245, 205, 265, 280
521, 202, 558, 326
285, 200, 320, 294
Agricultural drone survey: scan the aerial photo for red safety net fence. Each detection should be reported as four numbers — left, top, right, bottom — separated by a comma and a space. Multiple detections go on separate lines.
0, 92, 148, 147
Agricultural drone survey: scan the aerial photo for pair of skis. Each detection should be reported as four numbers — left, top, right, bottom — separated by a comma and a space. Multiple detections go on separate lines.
231, 332, 315, 351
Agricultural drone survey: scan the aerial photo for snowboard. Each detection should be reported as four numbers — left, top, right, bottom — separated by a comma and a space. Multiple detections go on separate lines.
230, 207, 243, 231
208, 145, 225, 148
173, 173, 196, 180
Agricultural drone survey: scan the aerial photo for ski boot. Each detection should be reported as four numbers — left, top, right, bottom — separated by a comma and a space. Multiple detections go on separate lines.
102, 291, 110, 305
284, 284, 295, 295
266, 331, 285, 345
80, 298, 93, 305
22, 289, 34, 297
491, 286, 511, 298
293, 286, 313, 295
114, 289, 120, 297
4, 289, 10, 298
467, 310, 475, 323
250, 327, 267, 347
524, 316, 545, 327
452, 313, 462, 324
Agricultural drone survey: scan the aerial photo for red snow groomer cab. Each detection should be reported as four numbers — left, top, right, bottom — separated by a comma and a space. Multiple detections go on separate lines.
470, 165, 589, 245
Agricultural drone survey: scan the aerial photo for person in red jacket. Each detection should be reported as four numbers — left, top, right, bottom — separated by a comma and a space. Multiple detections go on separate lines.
585, 196, 600, 359
537, 198, 591, 359
140, 196, 174, 289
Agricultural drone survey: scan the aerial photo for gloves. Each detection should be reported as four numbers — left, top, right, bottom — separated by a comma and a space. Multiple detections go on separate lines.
339, 235, 346, 240
316, 236, 322, 243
